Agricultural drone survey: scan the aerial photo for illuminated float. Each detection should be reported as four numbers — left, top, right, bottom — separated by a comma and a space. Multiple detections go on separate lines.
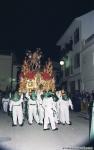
19, 48, 55, 93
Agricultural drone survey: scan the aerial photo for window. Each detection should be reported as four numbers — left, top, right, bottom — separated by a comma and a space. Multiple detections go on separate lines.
65, 39, 73, 52
74, 28, 79, 44
69, 38, 73, 50
74, 53, 80, 68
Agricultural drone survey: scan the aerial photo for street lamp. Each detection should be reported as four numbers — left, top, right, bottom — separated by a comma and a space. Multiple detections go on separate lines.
60, 60, 64, 66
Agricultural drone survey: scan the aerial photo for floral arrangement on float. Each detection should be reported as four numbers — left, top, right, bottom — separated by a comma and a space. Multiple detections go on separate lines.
18, 48, 55, 93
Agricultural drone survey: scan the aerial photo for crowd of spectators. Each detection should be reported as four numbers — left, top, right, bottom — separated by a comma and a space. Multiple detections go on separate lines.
66, 90, 94, 114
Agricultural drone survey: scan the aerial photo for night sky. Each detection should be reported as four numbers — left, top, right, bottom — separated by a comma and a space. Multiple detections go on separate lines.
0, 0, 94, 63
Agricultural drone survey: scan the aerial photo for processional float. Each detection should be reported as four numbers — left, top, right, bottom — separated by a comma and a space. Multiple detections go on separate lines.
19, 48, 56, 93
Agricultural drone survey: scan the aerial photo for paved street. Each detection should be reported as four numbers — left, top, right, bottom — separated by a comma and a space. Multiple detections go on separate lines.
0, 111, 89, 150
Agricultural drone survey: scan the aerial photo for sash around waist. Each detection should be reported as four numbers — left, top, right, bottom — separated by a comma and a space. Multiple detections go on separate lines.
13, 104, 21, 106
29, 104, 36, 105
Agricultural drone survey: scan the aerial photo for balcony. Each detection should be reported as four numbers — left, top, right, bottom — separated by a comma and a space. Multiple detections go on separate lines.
61, 39, 73, 56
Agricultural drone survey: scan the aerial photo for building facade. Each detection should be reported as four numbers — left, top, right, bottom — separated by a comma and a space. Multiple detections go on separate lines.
81, 36, 94, 92
0, 52, 17, 91
57, 10, 94, 92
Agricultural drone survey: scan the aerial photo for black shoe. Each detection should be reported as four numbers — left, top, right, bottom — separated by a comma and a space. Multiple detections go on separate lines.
68, 122, 72, 125
62, 123, 65, 125
43, 128, 50, 130
38, 123, 43, 125
28, 122, 32, 125
12, 124, 17, 127
19, 123, 24, 126
66, 122, 72, 125
52, 128, 58, 131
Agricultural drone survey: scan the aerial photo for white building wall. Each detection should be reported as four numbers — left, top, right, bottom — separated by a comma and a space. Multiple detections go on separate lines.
81, 43, 94, 92
58, 19, 81, 51
79, 10, 94, 40
0, 55, 12, 90
57, 10, 94, 92
0, 55, 17, 91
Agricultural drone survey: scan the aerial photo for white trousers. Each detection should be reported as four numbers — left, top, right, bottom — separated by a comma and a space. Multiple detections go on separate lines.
28, 105, 39, 124
60, 106, 70, 124
44, 109, 56, 130
54, 111, 59, 124
57, 104, 60, 121
12, 105, 23, 125
3, 102, 9, 112
38, 105, 44, 124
